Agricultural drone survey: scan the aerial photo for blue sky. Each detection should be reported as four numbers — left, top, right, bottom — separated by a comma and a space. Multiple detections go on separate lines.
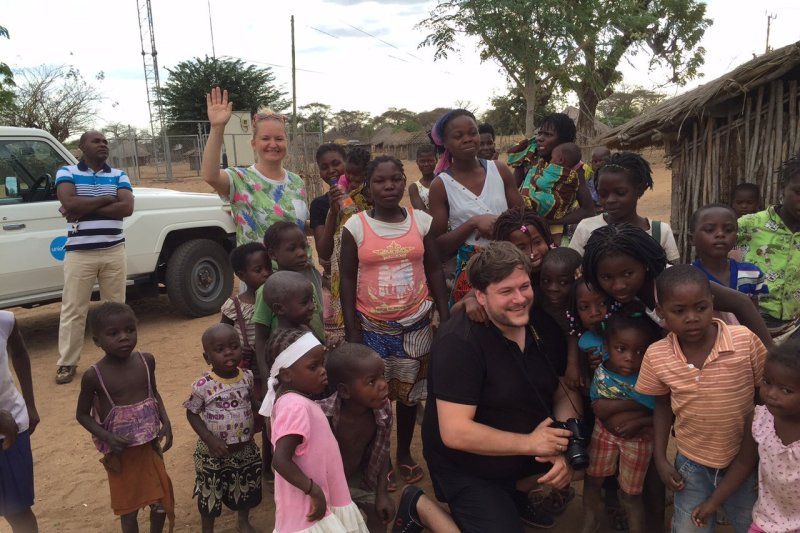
2, 0, 799, 131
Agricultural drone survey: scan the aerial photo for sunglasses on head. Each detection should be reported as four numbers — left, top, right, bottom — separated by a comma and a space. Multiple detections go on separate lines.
253, 112, 287, 124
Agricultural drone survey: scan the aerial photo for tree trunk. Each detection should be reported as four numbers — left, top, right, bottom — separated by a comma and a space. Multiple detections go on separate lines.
576, 86, 600, 147
522, 80, 537, 138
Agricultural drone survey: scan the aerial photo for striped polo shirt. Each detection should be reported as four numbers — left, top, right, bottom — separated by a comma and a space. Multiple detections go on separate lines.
55, 161, 132, 252
635, 318, 766, 469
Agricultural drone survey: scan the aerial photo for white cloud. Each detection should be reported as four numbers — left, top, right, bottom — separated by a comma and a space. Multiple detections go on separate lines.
2, 0, 798, 133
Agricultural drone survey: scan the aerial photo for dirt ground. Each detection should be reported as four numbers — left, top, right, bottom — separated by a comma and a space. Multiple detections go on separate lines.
10, 157, 680, 532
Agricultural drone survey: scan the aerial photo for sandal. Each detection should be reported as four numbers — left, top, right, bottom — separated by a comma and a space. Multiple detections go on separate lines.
537, 486, 575, 515
398, 463, 424, 484
386, 469, 398, 492
607, 505, 629, 532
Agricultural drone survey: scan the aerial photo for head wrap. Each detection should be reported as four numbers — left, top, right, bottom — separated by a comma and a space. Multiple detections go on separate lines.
430, 110, 456, 175
259, 331, 322, 417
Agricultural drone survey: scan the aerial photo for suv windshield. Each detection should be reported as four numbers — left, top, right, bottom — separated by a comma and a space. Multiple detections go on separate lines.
0, 139, 69, 202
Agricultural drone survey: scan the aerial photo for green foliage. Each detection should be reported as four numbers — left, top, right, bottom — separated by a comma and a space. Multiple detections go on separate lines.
481, 89, 565, 136
158, 56, 288, 135
419, 0, 571, 134
373, 108, 419, 131
419, 0, 710, 138
297, 102, 332, 133
0, 65, 103, 142
0, 25, 16, 114
596, 87, 667, 127
331, 109, 372, 139
414, 107, 451, 130
565, 0, 710, 139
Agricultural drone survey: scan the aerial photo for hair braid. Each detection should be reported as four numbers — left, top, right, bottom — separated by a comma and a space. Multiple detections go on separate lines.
493, 206, 555, 246
597, 152, 654, 196
581, 224, 666, 292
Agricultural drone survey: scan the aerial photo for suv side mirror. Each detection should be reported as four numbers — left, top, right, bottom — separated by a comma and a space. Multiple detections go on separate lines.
3, 176, 18, 197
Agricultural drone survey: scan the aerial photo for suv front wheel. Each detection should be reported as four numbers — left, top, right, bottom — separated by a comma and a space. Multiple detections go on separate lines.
165, 238, 233, 317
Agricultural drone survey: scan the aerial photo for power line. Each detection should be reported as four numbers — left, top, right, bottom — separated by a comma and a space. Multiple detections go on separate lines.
231, 55, 327, 75
342, 22, 424, 62
307, 20, 424, 63
308, 26, 339, 39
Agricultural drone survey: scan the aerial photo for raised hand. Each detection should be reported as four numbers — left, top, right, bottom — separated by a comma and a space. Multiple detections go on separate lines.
206, 87, 233, 128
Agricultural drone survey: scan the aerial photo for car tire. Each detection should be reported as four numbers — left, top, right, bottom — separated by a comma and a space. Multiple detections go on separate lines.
165, 238, 233, 317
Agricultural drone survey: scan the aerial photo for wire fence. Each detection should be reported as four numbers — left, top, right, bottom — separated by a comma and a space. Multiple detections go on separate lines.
105, 130, 324, 200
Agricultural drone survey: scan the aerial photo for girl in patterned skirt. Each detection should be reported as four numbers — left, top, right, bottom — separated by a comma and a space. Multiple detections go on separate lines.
340, 155, 450, 489
185, 324, 262, 533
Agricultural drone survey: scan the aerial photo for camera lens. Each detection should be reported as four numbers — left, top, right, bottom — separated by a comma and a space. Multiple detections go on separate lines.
563, 418, 590, 471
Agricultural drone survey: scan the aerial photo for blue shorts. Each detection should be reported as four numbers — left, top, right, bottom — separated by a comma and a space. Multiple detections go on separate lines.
0, 429, 35, 516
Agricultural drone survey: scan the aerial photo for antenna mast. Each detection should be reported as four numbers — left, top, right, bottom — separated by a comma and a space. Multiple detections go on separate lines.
136, 0, 173, 180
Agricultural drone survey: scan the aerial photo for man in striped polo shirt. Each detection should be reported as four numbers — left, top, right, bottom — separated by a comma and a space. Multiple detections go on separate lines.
54, 131, 134, 384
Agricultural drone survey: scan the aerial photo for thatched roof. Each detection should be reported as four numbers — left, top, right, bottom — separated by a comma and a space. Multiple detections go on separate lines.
596, 40, 800, 150
370, 127, 427, 147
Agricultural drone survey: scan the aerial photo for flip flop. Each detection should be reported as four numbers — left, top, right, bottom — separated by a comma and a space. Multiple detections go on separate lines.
386, 469, 398, 492
398, 463, 424, 484
538, 486, 575, 515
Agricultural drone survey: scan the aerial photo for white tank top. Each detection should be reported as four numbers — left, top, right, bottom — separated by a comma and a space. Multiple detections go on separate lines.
439, 160, 509, 246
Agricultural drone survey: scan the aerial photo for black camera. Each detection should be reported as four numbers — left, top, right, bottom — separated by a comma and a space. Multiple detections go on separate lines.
551, 418, 590, 470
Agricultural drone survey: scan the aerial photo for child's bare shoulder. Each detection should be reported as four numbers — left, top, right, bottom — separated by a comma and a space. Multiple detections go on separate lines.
139, 351, 157, 366
79, 365, 101, 391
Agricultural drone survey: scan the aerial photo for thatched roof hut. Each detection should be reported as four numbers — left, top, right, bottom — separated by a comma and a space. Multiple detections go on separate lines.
370, 128, 433, 160
595, 40, 800, 259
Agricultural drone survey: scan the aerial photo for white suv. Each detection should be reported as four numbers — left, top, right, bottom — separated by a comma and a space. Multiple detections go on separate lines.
0, 127, 237, 317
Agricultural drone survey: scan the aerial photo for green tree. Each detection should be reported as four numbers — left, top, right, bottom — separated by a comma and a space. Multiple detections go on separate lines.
419, 0, 709, 139
298, 102, 333, 134
566, 0, 709, 141
0, 25, 16, 113
596, 87, 667, 127
373, 108, 419, 132
419, 0, 570, 136
331, 109, 372, 139
481, 89, 563, 135
0, 65, 103, 142
414, 107, 451, 130
158, 56, 288, 134
481, 91, 527, 136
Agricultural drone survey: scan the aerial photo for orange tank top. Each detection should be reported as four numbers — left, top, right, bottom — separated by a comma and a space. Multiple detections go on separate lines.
356, 209, 429, 321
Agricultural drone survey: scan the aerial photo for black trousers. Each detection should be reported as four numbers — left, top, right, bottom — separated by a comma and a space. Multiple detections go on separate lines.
429, 466, 530, 533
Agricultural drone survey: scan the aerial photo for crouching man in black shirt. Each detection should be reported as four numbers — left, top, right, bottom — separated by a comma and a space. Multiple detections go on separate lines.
422, 241, 580, 532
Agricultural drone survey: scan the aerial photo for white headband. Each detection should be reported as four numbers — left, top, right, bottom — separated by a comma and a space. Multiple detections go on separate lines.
259, 331, 322, 417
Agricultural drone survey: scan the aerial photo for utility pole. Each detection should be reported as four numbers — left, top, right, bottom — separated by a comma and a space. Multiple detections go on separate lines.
765, 12, 777, 53
291, 15, 298, 139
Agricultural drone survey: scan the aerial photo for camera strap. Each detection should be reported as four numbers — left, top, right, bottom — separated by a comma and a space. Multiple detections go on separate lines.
502, 324, 560, 422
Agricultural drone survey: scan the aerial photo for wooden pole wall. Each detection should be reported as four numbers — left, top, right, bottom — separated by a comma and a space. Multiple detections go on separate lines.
669, 78, 800, 260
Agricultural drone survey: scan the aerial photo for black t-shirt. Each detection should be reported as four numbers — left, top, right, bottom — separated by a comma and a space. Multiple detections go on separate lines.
310, 194, 330, 230
422, 308, 567, 482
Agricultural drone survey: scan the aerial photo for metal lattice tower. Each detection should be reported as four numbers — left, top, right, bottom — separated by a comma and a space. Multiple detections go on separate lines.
136, 0, 172, 180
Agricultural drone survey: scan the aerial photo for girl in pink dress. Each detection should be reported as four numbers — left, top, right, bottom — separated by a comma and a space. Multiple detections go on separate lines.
692, 340, 800, 533
260, 329, 368, 533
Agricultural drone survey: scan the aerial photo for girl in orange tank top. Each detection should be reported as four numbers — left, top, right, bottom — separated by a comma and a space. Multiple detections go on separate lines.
339, 155, 450, 489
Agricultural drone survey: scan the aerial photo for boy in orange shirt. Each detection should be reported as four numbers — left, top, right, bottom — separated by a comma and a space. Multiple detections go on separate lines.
635, 265, 766, 533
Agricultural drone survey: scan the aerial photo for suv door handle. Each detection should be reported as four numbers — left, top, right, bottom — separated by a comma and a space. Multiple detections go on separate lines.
2, 223, 26, 230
